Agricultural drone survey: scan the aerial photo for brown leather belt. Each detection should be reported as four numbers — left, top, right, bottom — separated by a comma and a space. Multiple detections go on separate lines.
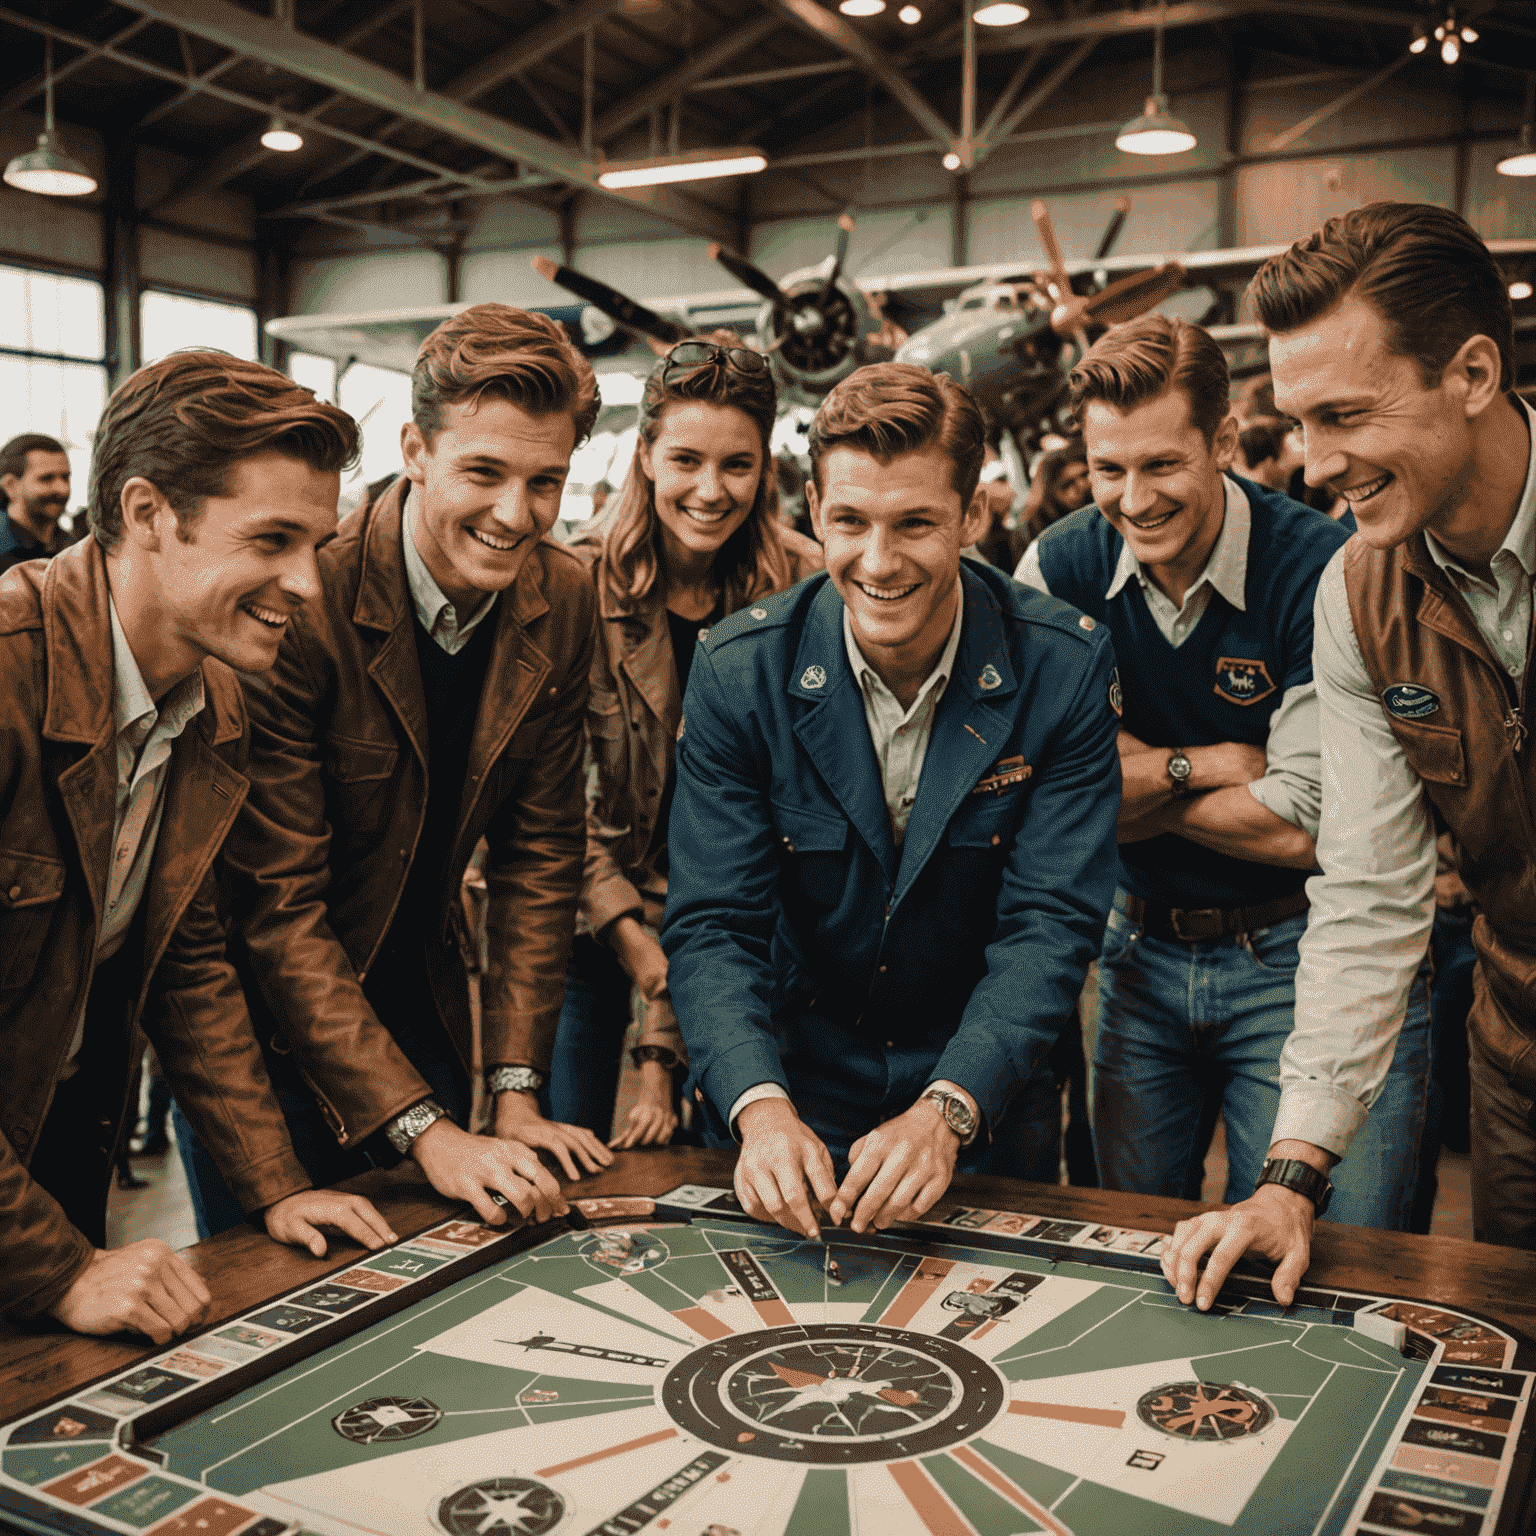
1122, 888, 1309, 943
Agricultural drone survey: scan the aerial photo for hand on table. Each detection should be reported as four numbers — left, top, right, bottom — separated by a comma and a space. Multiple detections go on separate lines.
409, 1116, 566, 1226
830, 1099, 960, 1233
48, 1241, 211, 1345
735, 1098, 838, 1239
1160, 1184, 1315, 1311
610, 1059, 678, 1149
494, 1089, 613, 1179
264, 1189, 398, 1258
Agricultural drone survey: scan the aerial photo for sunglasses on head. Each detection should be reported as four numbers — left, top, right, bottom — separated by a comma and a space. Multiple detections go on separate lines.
660, 339, 771, 384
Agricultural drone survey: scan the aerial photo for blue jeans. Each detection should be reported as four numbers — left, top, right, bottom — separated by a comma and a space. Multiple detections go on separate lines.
1412, 905, 1477, 1232
175, 1004, 473, 1241
702, 1009, 1062, 1185
1092, 889, 1430, 1229
537, 935, 633, 1139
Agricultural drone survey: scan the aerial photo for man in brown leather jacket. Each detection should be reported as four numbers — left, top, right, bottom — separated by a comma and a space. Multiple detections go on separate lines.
0, 352, 393, 1342
179, 304, 612, 1236
1165, 204, 1536, 1306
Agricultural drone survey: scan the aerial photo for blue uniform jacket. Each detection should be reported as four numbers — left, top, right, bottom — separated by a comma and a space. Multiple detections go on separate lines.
662, 558, 1122, 1139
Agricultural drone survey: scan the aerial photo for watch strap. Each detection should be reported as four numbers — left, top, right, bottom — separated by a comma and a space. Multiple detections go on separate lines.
486, 1065, 547, 1097
384, 1097, 449, 1156
631, 1043, 682, 1073
919, 1086, 979, 1147
1255, 1156, 1333, 1216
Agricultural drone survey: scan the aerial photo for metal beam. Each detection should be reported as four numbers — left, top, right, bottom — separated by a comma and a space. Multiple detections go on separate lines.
762, 0, 954, 150
0, 14, 151, 117
594, 13, 781, 142
1265, 49, 1412, 152
973, 36, 1096, 165
103, 0, 735, 242
770, 117, 1119, 170
692, 59, 851, 91
265, 171, 551, 219
447, 0, 625, 105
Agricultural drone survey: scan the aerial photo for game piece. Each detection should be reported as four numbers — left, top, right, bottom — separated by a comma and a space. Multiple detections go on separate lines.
1354, 1309, 1409, 1352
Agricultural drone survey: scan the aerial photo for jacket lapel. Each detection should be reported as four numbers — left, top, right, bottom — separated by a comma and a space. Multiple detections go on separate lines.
353, 481, 430, 773
789, 580, 897, 883
140, 673, 249, 978
1404, 535, 1507, 675
42, 542, 120, 940
619, 593, 679, 735
894, 566, 1017, 904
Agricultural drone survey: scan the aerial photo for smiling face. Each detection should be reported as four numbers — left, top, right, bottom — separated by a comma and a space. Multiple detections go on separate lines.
1081, 388, 1235, 582
809, 443, 986, 685
402, 394, 576, 612
1269, 294, 1483, 550
116, 451, 339, 689
3, 449, 71, 538
639, 400, 764, 578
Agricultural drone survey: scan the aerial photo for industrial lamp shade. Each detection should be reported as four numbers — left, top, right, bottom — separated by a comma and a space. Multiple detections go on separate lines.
1116, 94, 1198, 155
3, 129, 96, 196
261, 117, 304, 153
1497, 124, 1536, 177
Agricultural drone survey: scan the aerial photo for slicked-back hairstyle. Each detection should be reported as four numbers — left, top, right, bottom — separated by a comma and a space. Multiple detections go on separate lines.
0, 433, 67, 510
1249, 203, 1514, 394
1069, 313, 1230, 445
90, 351, 360, 553
597, 330, 790, 613
413, 302, 601, 445
808, 362, 987, 506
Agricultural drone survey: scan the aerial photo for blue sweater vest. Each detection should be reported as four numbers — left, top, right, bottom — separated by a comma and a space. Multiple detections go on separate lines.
1035, 474, 1350, 910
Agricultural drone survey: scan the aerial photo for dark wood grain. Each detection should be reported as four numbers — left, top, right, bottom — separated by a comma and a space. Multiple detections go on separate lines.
3, 1146, 1534, 1426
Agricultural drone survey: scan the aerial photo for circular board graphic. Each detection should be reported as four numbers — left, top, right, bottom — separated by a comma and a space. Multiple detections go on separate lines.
1136, 1381, 1275, 1442
434, 1476, 566, 1535
332, 1396, 442, 1444
576, 1228, 669, 1277
662, 1322, 1005, 1464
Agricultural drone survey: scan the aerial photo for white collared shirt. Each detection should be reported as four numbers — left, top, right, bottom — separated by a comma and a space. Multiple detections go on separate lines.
1018, 475, 1324, 838
1275, 400, 1536, 1155
842, 579, 965, 846
403, 484, 498, 655
63, 601, 206, 1073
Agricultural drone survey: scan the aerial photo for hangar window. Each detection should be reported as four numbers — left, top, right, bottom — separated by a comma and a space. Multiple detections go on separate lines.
288, 350, 337, 403
140, 290, 259, 367
337, 361, 413, 491
0, 263, 107, 518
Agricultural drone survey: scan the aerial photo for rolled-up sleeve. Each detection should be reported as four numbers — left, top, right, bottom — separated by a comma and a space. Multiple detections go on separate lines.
1246, 682, 1321, 837
1272, 552, 1437, 1156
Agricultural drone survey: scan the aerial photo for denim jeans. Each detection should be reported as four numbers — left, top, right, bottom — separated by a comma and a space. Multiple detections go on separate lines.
175, 1004, 472, 1241
702, 1008, 1063, 1185
536, 935, 632, 1139
1092, 888, 1430, 1229
1411, 905, 1477, 1232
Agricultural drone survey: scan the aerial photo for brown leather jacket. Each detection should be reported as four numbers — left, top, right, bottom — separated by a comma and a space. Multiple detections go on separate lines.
569, 522, 822, 1058
223, 479, 595, 1146
0, 541, 310, 1317
1344, 532, 1536, 1090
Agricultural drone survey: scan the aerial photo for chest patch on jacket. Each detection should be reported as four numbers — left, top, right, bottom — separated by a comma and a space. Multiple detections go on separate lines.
1382, 683, 1441, 720
1214, 656, 1276, 706
972, 756, 1031, 796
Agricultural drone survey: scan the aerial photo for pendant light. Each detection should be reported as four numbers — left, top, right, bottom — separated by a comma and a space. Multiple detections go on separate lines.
4, 36, 96, 197
1115, 0, 1197, 156
1497, 78, 1536, 177
261, 115, 304, 153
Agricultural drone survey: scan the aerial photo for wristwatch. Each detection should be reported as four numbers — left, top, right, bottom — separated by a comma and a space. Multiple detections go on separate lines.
1255, 1157, 1334, 1216
918, 1086, 980, 1147
384, 1097, 450, 1156
1167, 749, 1194, 795
486, 1065, 546, 1097
631, 1043, 682, 1073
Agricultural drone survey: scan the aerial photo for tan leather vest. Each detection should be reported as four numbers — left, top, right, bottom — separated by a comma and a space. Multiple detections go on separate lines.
1343, 533, 1536, 1089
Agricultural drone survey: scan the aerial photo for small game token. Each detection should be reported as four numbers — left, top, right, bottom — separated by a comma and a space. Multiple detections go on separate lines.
1355, 1310, 1409, 1351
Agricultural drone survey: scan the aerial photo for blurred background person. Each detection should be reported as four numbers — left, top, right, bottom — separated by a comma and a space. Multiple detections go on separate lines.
0, 432, 73, 571
1016, 440, 1092, 555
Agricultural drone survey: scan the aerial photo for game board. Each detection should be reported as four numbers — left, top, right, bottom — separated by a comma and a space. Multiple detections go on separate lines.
2, 1185, 1531, 1536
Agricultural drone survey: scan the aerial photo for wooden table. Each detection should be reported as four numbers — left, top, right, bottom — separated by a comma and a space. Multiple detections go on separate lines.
4, 1145, 1535, 1428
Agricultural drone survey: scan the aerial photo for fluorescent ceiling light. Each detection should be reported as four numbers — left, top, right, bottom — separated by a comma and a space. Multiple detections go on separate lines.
262, 116, 304, 152
839, 0, 886, 14
1116, 95, 1197, 155
1509, 281, 1533, 301
597, 149, 767, 189
974, 2, 1029, 23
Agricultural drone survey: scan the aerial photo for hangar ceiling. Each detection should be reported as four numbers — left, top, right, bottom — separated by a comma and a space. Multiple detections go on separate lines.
1, 0, 1532, 253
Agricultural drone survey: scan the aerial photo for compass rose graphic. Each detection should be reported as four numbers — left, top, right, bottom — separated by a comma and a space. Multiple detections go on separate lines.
434, 1476, 565, 1535
1136, 1381, 1275, 1441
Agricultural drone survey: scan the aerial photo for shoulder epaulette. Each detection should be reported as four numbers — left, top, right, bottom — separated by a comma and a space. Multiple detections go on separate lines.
699, 577, 817, 654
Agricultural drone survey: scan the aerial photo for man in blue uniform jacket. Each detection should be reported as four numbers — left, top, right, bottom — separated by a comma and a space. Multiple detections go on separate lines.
662, 364, 1121, 1238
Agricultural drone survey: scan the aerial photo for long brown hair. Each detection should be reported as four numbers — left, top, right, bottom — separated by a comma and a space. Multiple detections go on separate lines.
593, 334, 792, 615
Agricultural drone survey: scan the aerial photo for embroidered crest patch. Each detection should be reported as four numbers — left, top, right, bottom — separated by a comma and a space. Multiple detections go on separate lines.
1382, 683, 1441, 720
1213, 656, 1277, 707
978, 663, 1003, 691
1109, 667, 1123, 718
800, 665, 827, 690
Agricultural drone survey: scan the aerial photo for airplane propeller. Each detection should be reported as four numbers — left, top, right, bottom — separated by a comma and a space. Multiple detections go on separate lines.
1095, 197, 1132, 262
529, 255, 691, 353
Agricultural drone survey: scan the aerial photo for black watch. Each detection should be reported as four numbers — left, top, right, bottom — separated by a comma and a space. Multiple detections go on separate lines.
1167, 749, 1193, 795
1255, 1157, 1334, 1216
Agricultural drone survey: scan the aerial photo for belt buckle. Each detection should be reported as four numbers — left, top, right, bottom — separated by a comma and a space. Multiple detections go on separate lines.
1169, 906, 1223, 941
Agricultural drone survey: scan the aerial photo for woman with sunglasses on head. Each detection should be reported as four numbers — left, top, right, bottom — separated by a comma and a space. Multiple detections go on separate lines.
543, 335, 823, 1148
